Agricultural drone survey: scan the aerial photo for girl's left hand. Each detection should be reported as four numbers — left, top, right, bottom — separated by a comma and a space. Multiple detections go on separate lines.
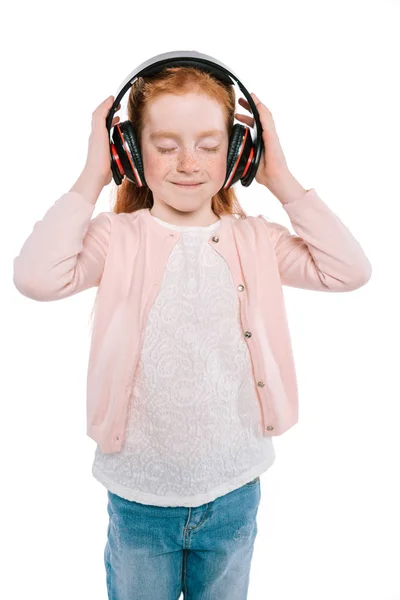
235, 92, 290, 187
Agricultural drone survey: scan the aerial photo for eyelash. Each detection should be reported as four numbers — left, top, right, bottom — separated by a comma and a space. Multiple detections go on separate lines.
157, 147, 219, 154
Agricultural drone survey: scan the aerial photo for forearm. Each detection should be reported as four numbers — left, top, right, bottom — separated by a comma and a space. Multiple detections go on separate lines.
69, 166, 105, 206
266, 170, 308, 205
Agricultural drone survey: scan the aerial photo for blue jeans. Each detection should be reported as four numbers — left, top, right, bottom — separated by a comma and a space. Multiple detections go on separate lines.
104, 477, 261, 599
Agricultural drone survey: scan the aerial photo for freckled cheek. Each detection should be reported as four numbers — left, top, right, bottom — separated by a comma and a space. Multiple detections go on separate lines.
142, 152, 175, 180
142, 150, 226, 180
212, 156, 228, 178
142, 153, 166, 174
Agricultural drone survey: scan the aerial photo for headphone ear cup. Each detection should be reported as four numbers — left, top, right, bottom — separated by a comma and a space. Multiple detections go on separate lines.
110, 121, 147, 187
223, 124, 255, 189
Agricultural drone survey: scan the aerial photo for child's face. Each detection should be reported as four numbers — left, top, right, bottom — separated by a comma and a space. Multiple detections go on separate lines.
140, 92, 229, 216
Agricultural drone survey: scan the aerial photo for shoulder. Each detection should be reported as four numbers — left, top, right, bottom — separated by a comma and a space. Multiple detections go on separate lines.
91, 207, 142, 229
254, 213, 291, 245
228, 214, 292, 251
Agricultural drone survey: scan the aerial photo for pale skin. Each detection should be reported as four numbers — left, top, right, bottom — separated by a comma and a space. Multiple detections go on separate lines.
140, 92, 229, 227
140, 91, 306, 227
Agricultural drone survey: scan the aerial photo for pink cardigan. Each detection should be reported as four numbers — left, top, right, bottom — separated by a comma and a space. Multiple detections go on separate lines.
13, 188, 372, 453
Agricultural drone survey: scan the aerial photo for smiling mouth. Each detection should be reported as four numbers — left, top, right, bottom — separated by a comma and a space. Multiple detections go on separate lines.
172, 182, 203, 186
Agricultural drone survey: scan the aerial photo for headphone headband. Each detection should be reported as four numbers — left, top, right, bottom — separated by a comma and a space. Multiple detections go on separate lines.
106, 50, 264, 187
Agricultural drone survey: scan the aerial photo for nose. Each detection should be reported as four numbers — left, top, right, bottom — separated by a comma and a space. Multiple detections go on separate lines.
177, 149, 201, 172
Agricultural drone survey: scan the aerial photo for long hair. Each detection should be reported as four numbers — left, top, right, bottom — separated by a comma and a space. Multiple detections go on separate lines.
89, 66, 249, 329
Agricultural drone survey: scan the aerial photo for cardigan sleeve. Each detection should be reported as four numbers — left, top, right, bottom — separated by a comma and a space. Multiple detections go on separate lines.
258, 188, 372, 292
13, 191, 112, 301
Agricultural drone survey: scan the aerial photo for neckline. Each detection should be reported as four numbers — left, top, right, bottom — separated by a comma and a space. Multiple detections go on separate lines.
151, 214, 221, 231
142, 207, 233, 235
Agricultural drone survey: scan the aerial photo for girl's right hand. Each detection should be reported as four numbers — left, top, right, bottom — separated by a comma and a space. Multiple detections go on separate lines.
84, 95, 121, 187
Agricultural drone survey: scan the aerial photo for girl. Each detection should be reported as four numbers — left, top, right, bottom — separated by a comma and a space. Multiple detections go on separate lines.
13, 65, 372, 599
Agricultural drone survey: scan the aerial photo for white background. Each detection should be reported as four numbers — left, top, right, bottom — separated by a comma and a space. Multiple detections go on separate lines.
2, 0, 399, 598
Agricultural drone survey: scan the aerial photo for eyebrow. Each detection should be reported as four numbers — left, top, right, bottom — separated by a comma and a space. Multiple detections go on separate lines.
150, 129, 224, 140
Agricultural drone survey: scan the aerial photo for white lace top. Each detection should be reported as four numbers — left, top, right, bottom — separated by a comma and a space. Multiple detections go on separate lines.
92, 212, 276, 507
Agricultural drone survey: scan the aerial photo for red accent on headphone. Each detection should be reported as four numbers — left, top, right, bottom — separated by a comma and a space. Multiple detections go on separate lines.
242, 146, 254, 179
111, 144, 124, 176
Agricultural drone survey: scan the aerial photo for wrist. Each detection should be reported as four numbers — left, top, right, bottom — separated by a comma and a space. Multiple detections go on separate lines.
69, 166, 105, 205
266, 171, 307, 205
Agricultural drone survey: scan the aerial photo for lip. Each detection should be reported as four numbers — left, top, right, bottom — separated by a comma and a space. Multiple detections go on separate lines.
172, 182, 203, 187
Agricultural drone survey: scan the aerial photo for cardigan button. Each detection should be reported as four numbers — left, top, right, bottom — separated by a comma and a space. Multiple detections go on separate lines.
212, 235, 219, 243
237, 284, 245, 292
244, 331, 252, 338
257, 381, 265, 387
266, 425, 274, 431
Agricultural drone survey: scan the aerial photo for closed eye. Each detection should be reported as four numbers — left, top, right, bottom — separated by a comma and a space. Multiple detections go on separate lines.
157, 147, 220, 154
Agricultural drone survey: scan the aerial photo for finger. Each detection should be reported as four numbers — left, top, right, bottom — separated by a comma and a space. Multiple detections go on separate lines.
240, 95, 267, 111
238, 97, 251, 110
105, 96, 121, 110
235, 113, 254, 127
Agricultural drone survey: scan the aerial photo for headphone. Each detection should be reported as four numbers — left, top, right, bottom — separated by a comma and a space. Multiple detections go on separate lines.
105, 50, 264, 190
